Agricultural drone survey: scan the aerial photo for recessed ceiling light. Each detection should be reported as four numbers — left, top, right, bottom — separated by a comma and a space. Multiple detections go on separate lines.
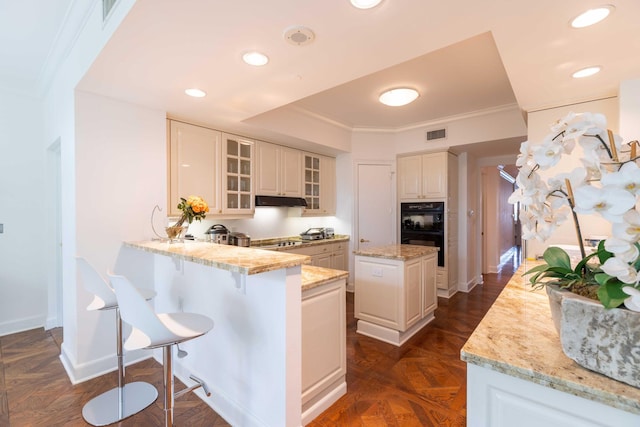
185, 88, 206, 98
350, 0, 383, 9
572, 66, 601, 78
379, 88, 419, 107
570, 5, 614, 28
242, 51, 269, 66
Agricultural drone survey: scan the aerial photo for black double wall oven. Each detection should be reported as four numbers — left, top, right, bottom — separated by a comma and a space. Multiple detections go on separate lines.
400, 201, 445, 267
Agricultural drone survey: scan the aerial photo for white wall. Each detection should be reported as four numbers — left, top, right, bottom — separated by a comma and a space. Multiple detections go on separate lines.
525, 97, 619, 259
619, 79, 640, 142
0, 89, 47, 335
40, 0, 140, 380
71, 91, 166, 377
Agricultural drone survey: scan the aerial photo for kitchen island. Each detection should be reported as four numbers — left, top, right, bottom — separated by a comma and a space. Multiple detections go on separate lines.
353, 244, 439, 346
118, 240, 347, 427
461, 260, 640, 426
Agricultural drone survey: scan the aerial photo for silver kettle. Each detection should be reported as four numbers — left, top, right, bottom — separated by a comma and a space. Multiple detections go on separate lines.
205, 224, 229, 244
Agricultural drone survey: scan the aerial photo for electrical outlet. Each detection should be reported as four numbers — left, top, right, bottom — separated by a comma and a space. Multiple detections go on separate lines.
178, 297, 184, 312
372, 267, 383, 277
0, 224, 3, 233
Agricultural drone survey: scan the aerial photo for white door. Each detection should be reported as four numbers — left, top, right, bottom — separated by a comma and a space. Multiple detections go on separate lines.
356, 162, 395, 251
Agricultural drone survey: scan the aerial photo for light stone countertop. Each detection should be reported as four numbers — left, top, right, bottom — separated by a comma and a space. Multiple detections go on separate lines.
301, 265, 349, 292
125, 240, 309, 275
250, 234, 350, 250
353, 244, 439, 261
461, 260, 640, 415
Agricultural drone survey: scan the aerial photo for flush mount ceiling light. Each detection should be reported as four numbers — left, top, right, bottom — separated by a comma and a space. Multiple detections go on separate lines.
570, 5, 614, 28
350, 0, 383, 9
572, 66, 602, 78
184, 88, 206, 98
242, 51, 269, 66
379, 88, 419, 107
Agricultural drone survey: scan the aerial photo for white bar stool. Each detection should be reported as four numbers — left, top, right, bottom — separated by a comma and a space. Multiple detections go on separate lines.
108, 272, 214, 427
77, 257, 158, 426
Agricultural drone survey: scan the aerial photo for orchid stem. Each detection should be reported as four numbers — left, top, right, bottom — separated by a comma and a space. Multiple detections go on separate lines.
564, 179, 587, 260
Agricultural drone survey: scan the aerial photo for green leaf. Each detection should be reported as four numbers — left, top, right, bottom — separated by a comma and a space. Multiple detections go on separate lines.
543, 247, 572, 270
594, 273, 613, 286
597, 282, 627, 308
524, 264, 551, 275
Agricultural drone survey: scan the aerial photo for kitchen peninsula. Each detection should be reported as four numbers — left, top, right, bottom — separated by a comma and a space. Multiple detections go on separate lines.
461, 261, 640, 426
119, 240, 347, 427
354, 244, 438, 346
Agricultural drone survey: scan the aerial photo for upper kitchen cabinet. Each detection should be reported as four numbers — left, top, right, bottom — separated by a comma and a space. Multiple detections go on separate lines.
398, 151, 457, 204
255, 141, 302, 197
222, 133, 255, 214
302, 153, 336, 216
168, 120, 221, 216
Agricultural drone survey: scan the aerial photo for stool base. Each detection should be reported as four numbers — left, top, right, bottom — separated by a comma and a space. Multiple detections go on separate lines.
82, 381, 158, 426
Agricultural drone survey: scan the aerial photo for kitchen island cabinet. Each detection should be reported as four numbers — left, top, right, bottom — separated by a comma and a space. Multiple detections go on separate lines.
121, 241, 348, 427
300, 266, 348, 425
461, 260, 640, 426
354, 244, 438, 346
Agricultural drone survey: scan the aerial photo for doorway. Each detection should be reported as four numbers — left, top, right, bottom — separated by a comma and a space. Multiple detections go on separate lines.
46, 139, 63, 329
355, 162, 395, 251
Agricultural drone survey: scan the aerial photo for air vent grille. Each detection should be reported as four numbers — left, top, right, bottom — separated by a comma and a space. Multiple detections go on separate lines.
103, 0, 118, 20
426, 128, 447, 141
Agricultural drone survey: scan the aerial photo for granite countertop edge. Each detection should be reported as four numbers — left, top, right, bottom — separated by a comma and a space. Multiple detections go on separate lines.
461, 261, 640, 415
124, 240, 310, 275
353, 244, 439, 261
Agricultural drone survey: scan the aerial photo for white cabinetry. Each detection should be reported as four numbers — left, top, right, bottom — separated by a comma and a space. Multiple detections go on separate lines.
221, 133, 254, 214
168, 121, 255, 216
285, 241, 348, 272
398, 152, 447, 200
398, 151, 458, 296
255, 141, 302, 197
354, 251, 437, 346
302, 153, 336, 216
301, 276, 346, 423
467, 364, 640, 427
168, 121, 221, 216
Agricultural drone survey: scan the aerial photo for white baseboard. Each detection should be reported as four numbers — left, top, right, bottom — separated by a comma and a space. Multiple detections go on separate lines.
437, 287, 458, 298
0, 315, 45, 337
458, 276, 480, 293
356, 314, 434, 347
301, 380, 346, 425
59, 342, 154, 385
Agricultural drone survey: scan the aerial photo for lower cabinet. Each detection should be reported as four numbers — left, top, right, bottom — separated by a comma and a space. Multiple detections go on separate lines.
301, 277, 346, 424
354, 252, 437, 346
467, 364, 640, 427
287, 241, 348, 272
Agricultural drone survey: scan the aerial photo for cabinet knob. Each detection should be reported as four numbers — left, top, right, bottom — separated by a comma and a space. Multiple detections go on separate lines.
360, 238, 370, 243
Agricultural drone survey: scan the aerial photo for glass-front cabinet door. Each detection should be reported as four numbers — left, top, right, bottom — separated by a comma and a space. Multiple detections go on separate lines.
304, 154, 321, 212
222, 133, 254, 214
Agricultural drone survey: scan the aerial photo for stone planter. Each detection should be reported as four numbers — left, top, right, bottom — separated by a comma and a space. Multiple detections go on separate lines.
546, 285, 640, 388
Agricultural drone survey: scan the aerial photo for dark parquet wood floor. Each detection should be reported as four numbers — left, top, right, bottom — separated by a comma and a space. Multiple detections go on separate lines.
0, 248, 518, 426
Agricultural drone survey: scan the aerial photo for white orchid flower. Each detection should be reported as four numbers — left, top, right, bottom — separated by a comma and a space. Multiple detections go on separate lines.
603, 237, 639, 263
516, 141, 533, 167
622, 286, 640, 312
573, 185, 636, 223
612, 210, 640, 242
601, 162, 640, 195
601, 257, 640, 284
550, 112, 577, 133
533, 139, 563, 168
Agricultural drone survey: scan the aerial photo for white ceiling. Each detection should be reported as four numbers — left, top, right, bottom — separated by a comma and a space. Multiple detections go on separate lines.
2, 0, 640, 157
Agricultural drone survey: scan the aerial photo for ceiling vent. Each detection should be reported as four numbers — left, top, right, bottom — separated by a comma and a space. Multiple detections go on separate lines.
426, 128, 447, 141
284, 26, 315, 46
102, 0, 118, 20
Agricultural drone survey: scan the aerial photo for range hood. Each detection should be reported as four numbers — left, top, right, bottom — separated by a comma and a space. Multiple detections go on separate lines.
255, 195, 307, 207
